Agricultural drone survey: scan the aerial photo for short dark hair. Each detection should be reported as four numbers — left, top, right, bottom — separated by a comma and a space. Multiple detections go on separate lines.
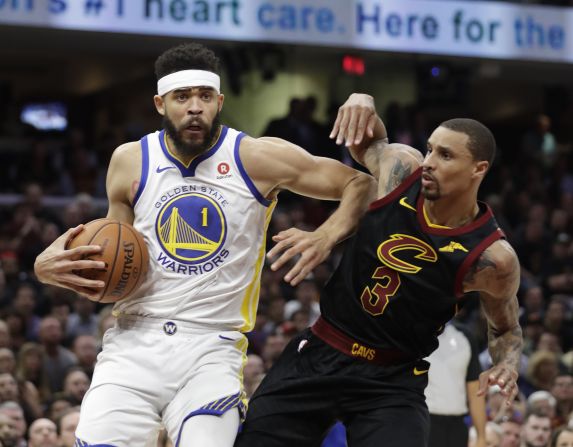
524, 406, 552, 423
439, 118, 496, 167
552, 427, 573, 447
154, 43, 221, 80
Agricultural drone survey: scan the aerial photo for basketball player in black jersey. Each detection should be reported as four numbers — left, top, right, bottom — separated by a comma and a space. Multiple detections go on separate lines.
234, 93, 523, 447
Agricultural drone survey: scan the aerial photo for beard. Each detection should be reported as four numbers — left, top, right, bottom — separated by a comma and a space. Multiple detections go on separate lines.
421, 187, 441, 201
163, 111, 221, 158
421, 173, 441, 200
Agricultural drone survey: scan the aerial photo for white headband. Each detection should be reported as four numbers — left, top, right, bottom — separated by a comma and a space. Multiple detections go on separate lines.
157, 69, 221, 96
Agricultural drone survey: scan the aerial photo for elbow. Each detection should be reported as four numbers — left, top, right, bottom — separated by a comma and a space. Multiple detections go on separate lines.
353, 172, 378, 202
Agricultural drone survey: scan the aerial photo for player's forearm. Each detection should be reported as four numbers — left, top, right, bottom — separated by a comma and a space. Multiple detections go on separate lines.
316, 172, 377, 245
466, 380, 486, 441
487, 324, 523, 372
349, 115, 388, 174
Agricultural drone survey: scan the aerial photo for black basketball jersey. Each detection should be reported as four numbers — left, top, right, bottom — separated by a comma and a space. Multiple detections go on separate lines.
320, 167, 504, 359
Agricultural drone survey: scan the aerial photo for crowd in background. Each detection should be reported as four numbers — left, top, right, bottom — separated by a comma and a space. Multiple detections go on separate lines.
0, 87, 571, 446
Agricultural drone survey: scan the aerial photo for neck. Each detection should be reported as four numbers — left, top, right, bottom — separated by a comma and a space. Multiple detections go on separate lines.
423, 194, 480, 228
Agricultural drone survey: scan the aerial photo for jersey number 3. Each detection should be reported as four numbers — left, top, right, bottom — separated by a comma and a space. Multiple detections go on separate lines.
360, 267, 401, 316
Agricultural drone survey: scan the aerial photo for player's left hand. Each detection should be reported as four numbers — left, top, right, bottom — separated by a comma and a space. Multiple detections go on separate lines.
477, 363, 519, 406
267, 228, 334, 286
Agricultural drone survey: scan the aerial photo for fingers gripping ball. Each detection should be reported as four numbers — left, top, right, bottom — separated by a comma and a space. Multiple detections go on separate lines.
66, 219, 149, 303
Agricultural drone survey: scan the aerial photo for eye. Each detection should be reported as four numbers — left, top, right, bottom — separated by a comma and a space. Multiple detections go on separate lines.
176, 93, 188, 101
201, 92, 213, 101
441, 151, 451, 160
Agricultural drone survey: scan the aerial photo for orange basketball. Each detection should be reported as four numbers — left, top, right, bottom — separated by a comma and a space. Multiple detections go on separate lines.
66, 218, 149, 303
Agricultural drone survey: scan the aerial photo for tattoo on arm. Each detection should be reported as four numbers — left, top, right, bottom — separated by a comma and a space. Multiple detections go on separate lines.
482, 290, 523, 372
385, 159, 412, 192
488, 325, 523, 370
465, 251, 497, 284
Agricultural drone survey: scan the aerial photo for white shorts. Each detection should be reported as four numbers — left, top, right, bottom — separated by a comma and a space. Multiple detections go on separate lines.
75, 315, 248, 447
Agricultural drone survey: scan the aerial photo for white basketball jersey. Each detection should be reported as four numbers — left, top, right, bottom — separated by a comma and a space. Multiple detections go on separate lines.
113, 126, 275, 332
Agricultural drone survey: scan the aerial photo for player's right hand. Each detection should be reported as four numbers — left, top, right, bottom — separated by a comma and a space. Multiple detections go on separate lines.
330, 93, 377, 148
34, 225, 106, 300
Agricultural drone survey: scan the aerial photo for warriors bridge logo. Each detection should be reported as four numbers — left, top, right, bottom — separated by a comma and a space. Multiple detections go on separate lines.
155, 192, 227, 272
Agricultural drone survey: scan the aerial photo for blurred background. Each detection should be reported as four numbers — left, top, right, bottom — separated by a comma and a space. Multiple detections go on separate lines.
0, 0, 572, 446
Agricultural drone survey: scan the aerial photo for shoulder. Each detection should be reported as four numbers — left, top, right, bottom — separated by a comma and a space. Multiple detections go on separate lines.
238, 135, 316, 176
110, 141, 142, 166
240, 135, 301, 156
483, 239, 519, 275
106, 141, 142, 201
465, 239, 520, 298
384, 142, 424, 165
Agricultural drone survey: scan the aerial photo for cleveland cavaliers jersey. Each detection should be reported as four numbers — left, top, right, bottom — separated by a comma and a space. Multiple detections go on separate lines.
113, 126, 276, 332
320, 167, 504, 358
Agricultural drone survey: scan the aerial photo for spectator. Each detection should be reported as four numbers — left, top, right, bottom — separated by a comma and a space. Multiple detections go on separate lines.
11, 283, 41, 342
71, 335, 97, 379
500, 418, 522, 447
0, 351, 14, 376
521, 408, 552, 447
550, 374, 573, 427
261, 332, 287, 371
0, 411, 18, 447
0, 402, 27, 447
284, 279, 320, 323
66, 298, 98, 341
523, 351, 562, 396
62, 367, 90, 406
527, 391, 557, 423
243, 354, 265, 400
57, 408, 80, 447
15, 343, 50, 402
469, 421, 502, 447
38, 317, 76, 393
551, 427, 573, 447
44, 394, 75, 423
27, 418, 58, 447
0, 323, 11, 351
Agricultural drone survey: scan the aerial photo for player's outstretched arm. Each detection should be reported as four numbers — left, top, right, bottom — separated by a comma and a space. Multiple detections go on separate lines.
241, 136, 376, 285
330, 93, 423, 199
465, 241, 523, 406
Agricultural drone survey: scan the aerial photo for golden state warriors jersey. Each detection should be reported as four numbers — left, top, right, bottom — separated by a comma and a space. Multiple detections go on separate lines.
113, 126, 275, 332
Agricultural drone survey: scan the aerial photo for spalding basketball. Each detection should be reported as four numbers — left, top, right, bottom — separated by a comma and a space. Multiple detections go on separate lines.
66, 218, 149, 303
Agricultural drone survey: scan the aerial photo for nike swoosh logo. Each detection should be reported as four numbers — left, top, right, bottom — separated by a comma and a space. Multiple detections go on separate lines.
413, 367, 429, 376
156, 165, 176, 173
399, 197, 417, 212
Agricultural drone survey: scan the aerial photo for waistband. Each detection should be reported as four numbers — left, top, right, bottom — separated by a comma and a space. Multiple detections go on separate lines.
115, 314, 236, 336
311, 316, 414, 366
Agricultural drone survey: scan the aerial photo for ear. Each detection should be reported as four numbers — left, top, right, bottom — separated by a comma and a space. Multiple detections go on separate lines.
473, 160, 489, 179
217, 94, 225, 113
154, 95, 165, 115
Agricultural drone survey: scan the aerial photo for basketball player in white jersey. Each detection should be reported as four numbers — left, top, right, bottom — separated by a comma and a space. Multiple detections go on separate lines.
33, 43, 375, 447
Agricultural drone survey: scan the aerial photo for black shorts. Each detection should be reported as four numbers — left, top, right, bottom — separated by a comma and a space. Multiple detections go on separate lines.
235, 329, 430, 447
428, 414, 468, 447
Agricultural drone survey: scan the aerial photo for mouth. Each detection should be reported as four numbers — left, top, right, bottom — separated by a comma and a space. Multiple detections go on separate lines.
421, 172, 436, 187
183, 122, 204, 136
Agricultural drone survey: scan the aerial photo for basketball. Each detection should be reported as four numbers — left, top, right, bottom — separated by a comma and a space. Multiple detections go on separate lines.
65, 218, 149, 303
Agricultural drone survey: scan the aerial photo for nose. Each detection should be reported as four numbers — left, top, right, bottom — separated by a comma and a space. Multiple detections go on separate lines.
422, 151, 434, 170
187, 96, 203, 115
